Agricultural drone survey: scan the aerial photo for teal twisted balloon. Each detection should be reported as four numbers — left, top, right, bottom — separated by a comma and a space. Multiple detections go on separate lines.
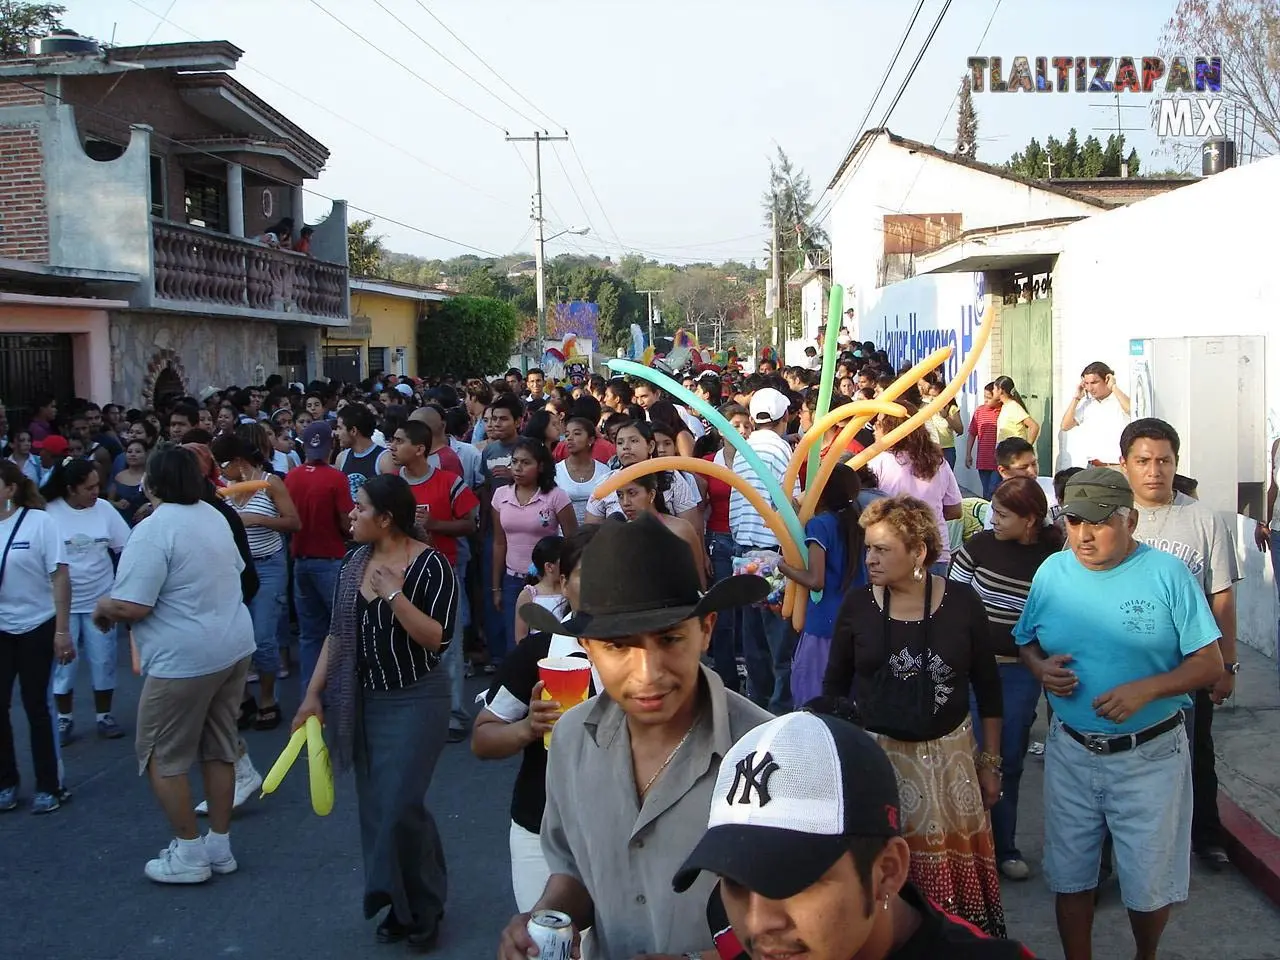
606, 358, 808, 568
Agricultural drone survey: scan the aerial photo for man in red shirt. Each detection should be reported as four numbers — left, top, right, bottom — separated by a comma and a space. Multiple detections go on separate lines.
393, 420, 481, 741
284, 422, 353, 691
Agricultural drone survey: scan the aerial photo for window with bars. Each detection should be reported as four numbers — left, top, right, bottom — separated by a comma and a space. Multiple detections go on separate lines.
183, 170, 227, 232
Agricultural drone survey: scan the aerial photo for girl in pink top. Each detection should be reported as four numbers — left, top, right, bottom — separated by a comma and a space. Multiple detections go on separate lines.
869, 404, 962, 569
491, 439, 577, 654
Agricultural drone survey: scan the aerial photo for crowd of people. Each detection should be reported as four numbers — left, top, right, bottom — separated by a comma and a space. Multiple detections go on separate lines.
0, 331, 1245, 960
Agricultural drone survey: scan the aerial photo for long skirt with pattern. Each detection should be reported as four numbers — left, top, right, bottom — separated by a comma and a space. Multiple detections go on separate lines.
872, 718, 1007, 938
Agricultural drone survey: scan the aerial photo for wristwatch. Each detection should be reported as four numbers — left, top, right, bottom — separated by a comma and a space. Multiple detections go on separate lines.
1225, 662, 1242, 675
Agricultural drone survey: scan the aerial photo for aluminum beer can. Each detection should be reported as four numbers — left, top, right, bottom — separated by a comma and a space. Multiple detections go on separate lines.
527, 909, 574, 960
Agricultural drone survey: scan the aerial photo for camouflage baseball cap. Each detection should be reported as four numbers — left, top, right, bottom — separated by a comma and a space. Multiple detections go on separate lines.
1060, 467, 1134, 523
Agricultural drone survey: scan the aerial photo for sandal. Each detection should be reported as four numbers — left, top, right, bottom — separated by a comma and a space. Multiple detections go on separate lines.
237, 697, 258, 731
254, 704, 281, 731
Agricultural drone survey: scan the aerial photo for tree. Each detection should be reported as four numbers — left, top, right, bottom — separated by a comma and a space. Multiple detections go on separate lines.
1005, 129, 1142, 178
762, 147, 826, 276
347, 218, 386, 277
0, 1, 64, 58
955, 75, 979, 158
417, 295, 517, 378
1156, 0, 1279, 159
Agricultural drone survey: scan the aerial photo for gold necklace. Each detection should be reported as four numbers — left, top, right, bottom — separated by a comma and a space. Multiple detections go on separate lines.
639, 721, 697, 799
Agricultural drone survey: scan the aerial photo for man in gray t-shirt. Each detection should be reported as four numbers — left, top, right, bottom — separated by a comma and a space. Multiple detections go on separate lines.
1123, 418, 1240, 867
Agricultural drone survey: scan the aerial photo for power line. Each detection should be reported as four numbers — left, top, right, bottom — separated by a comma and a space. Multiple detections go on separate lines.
305, 0, 509, 133
9, 78, 502, 256
567, 139, 627, 254
549, 143, 602, 245
123, 0, 511, 208
408, 0, 563, 131
509, 144, 587, 255
808, 0, 928, 225
98, 0, 179, 104
811, 0, 954, 226
366, 0, 543, 130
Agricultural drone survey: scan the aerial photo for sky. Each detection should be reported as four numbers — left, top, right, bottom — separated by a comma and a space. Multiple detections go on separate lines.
62, 0, 1184, 265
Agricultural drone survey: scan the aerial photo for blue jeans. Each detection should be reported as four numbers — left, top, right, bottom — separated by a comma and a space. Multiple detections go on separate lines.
482, 530, 510, 663
247, 549, 287, 676
734, 542, 791, 714
500, 573, 526, 664
980, 469, 999, 499
706, 532, 741, 693
970, 661, 1041, 862
1270, 531, 1280, 681
942, 446, 956, 469
52, 613, 117, 695
293, 556, 342, 694
441, 561, 470, 733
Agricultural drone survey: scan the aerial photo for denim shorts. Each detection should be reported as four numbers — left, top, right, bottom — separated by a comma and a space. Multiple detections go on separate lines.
1043, 714, 1191, 912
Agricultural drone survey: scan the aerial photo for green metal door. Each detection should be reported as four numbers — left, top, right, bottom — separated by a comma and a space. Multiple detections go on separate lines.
1001, 298, 1053, 470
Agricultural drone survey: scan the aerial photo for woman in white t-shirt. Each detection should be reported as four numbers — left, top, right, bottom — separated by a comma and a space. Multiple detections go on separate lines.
41, 458, 131, 744
0, 460, 73, 815
553, 418, 610, 526
584, 420, 700, 524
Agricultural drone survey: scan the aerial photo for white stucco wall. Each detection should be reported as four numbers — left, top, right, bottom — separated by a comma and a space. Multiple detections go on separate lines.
783, 276, 829, 361
1053, 156, 1280, 658
859, 272, 994, 495
826, 133, 1104, 306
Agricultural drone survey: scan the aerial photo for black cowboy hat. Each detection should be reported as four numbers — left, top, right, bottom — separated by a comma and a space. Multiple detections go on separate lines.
522, 515, 770, 640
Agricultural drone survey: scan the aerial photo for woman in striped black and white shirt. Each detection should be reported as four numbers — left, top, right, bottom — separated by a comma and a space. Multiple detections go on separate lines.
210, 427, 300, 730
292, 474, 458, 947
947, 475, 1062, 883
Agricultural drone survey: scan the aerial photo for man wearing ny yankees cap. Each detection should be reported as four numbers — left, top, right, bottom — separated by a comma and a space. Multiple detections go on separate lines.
672, 711, 1034, 960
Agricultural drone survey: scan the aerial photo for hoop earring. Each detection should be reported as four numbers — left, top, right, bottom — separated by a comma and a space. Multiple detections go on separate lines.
913, 565, 924, 582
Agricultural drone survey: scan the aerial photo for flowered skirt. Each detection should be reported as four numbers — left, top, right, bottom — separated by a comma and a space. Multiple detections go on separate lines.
871, 718, 1007, 938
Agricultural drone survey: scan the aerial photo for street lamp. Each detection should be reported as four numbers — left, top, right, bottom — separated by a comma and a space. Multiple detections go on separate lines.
536, 226, 591, 354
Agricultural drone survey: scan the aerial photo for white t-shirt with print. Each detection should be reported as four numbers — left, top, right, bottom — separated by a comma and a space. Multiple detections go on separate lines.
0, 508, 66, 633
46, 498, 131, 613
112, 501, 255, 679
585, 465, 700, 521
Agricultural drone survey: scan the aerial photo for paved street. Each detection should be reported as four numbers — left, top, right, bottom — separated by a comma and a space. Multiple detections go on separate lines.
4, 661, 1280, 960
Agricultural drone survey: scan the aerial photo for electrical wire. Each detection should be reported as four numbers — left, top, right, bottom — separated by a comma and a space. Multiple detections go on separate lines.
367, 0, 544, 130
567, 140, 627, 254
508, 144, 588, 255
549, 143, 602, 246
305, 0, 508, 133
98, 0, 179, 104
808, 0, 927, 225
408, 0, 563, 131
810, 0, 954, 227
9, 77, 502, 256
122, 0, 511, 207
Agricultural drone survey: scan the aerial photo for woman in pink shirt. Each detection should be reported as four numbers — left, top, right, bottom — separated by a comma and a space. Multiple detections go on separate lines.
869, 403, 962, 573
491, 439, 577, 659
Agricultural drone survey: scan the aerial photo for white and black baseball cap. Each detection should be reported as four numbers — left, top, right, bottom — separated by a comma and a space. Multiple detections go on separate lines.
672, 711, 902, 900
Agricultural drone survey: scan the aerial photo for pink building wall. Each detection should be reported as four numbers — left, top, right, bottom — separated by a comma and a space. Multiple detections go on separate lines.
0, 295, 117, 404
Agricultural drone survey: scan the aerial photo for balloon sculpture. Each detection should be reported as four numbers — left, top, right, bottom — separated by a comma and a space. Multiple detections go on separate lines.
594, 283, 994, 633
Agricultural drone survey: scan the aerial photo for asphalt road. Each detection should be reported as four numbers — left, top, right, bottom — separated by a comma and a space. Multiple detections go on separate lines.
4, 665, 1280, 960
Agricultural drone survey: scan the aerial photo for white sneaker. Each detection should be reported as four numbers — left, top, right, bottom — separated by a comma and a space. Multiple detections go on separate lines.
194, 754, 264, 815
203, 833, 238, 875
145, 839, 212, 884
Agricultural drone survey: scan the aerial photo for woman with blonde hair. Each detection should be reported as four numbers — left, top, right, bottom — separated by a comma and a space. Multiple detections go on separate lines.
824, 494, 1005, 937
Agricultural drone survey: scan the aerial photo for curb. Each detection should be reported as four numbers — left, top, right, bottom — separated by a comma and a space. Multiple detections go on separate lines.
1221, 790, 1280, 908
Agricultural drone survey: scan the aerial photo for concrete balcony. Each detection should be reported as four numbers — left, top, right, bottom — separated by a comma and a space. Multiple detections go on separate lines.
151, 219, 347, 321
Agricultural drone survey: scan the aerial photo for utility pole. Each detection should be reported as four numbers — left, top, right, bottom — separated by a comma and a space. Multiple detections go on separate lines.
770, 207, 781, 363
637, 289, 662, 354
507, 131, 569, 362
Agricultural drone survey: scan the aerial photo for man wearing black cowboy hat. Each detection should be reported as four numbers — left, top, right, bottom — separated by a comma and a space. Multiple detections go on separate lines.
497, 515, 772, 960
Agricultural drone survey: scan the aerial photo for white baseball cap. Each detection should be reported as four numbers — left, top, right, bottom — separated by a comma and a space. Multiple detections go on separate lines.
749, 387, 789, 424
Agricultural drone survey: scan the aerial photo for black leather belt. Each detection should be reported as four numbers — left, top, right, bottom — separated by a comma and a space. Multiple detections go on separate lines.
1061, 711, 1183, 755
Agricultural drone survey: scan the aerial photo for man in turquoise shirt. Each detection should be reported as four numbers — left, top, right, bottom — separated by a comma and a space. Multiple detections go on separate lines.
1013, 468, 1221, 960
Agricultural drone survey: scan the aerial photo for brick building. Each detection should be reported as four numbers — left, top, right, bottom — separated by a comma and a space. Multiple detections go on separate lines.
0, 34, 349, 425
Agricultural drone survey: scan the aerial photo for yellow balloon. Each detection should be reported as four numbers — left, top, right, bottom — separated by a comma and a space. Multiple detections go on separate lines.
782, 398, 908, 503
306, 715, 334, 817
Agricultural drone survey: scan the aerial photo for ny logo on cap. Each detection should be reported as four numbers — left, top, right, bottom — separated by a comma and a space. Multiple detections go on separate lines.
727, 750, 779, 807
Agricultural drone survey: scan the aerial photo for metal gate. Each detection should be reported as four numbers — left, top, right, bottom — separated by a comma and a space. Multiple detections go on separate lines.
323, 346, 361, 385
0, 333, 74, 430
1001, 298, 1053, 470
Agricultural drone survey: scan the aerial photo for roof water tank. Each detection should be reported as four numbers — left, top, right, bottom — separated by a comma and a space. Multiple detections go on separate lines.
34, 30, 100, 57
1202, 139, 1236, 176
